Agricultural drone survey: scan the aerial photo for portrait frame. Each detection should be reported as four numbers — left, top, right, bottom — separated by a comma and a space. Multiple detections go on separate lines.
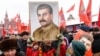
29, 1, 59, 37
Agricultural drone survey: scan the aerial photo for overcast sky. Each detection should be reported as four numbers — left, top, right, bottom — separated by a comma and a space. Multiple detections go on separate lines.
0, 0, 100, 25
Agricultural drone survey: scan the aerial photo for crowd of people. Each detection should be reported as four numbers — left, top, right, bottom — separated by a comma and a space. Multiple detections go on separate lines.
0, 3, 100, 56
0, 25, 100, 56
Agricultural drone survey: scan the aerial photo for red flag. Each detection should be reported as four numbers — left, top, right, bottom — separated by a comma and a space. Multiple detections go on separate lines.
2, 25, 6, 38
59, 7, 66, 29
15, 14, 22, 33
79, 0, 90, 26
86, 0, 92, 26
66, 4, 75, 13
20, 23, 28, 32
9, 25, 14, 34
21, 25, 27, 32
97, 7, 100, 28
16, 22, 21, 33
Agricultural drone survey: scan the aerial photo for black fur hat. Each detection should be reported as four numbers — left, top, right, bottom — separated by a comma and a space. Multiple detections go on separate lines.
20, 31, 29, 37
0, 39, 18, 51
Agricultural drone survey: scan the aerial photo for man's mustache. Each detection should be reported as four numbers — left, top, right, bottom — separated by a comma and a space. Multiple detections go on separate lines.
39, 20, 46, 22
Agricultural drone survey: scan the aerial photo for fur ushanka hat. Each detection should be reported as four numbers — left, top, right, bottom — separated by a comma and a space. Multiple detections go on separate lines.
0, 39, 18, 52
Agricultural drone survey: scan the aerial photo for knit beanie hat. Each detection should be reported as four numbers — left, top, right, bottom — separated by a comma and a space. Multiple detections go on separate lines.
72, 40, 86, 56
20, 31, 29, 37
80, 25, 91, 32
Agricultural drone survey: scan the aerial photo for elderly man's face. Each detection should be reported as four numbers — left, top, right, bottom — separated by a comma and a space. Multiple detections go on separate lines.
79, 37, 92, 51
37, 8, 53, 27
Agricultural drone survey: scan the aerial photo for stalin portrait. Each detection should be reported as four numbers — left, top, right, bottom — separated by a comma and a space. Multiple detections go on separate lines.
27, 1, 67, 56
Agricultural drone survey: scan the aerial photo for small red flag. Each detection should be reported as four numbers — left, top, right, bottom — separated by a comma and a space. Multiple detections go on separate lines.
86, 0, 92, 26
97, 7, 100, 28
66, 4, 75, 13
59, 7, 66, 29
9, 25, 14, 34
79, 0, 90, 26
2, 25, 6, 38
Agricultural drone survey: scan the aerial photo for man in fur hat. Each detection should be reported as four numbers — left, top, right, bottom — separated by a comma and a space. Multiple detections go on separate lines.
0, 38, 24, 56
74, 25, 92, 40
79, 34, 94, 56
26, 4, 67, 56
17, 31, 29, 54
